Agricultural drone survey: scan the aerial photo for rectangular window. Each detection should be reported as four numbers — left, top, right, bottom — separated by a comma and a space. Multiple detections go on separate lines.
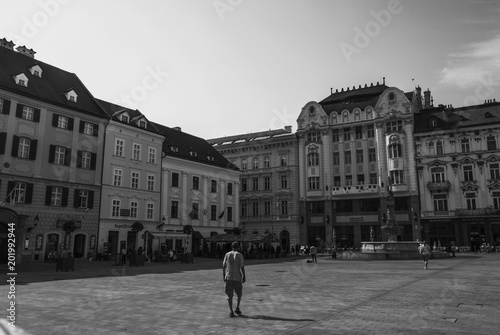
115, 139, 124, 157
172, 172, 179, 187
81, 151, 91, 169
367, 125, 375, 138
132, 143, 141, 161
433, 193, 448, 212
51, 186, 62, 206
147, 203, 154, 219
461, 138, 470, 153
281, 175, 288, 189
345, 175, 352, 186
18, 137, 31, 159
345, 151, 352, 164
487, 136, 497, 151
264, 156, 270, 168
253, 158, 259, 169
333, 152, 340, 165
211, 180, 217, 193
252, 202, 259, 216
241, 202, 247, 217
355, 126, 363, 139
241, 159, 247, 170
131, 172, 139, 189
252, 177, 259, 191
171, 201, 178, 218
211, 205, 217, 220
307, 131, 321, 142
388, 144, 402, 158
227, 182, 233, 195
493, 191, 500, 210
332, 130, 339, 142
147, 175, 155, 191
83, 122, 94, 135
22, 106, 34, 121
264, 201, 271, 216
390, 170, 404, 184
344, 128, 351, 141
12, 183, 27, 204
387, 120, 402, 132
227, 207, 233, 221
465, 192, 476, 210
193, 176, 199, 190
334, 176, 341, 187
369, 173, 377, 185
280, 200, 288, 215
308, 152, 319, 166
241, 179, 247, 192
264, 177, 271, 190
431, 167, 445, 182
368, 149, 376, 162
436, 141, 444, 155
55, 146, 66, 165
57, 115, 68, 129
356, 150, 363, 163
280, 154, 288, 166
112, 199, 121, 217
113, 169, 123, 186
463, 165, 474, 181
191, 203, 199, 220
77, 190, 89, 208
148, 147, 157, 164
309, 177, 320, 190
357, 174, 365, 185
130, 201, 138, 218
490, 163, 500, 180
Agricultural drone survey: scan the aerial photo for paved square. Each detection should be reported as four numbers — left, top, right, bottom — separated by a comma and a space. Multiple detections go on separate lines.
2, 253, 499, 334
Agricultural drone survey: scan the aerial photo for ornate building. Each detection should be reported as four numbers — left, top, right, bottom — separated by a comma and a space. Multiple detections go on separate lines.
208, 127, 300, 250
296, 81, 421, 249
415, 97, 500, 248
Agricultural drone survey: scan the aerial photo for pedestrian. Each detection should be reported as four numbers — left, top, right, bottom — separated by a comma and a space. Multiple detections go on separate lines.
310, 245, 318, 263
331, 247, 337, 259
418, 241, 431, 269
223, 242, 246, 318
121, 247, 127, 265
296, 242, 300, 256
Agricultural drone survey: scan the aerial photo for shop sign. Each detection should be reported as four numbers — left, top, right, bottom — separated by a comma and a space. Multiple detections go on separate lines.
57, 220, 81, 229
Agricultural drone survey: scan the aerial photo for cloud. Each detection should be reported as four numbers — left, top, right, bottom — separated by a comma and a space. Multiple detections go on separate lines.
438, 34, 500, 89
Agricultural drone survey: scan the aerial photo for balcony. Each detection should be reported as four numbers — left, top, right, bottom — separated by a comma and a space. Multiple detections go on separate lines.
422, 207, 500, 218
426, 181, 451, 193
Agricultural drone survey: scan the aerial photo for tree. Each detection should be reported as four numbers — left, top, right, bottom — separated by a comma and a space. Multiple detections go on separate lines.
131, 221, 144, 233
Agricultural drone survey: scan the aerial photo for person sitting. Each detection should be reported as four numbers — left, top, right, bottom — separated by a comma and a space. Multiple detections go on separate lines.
48, 249, 57, 262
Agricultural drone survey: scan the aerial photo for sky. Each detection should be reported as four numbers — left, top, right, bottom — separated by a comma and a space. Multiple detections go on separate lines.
1, 0, 500, 139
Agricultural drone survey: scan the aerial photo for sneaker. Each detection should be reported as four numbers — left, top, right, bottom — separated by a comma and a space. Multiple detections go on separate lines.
229, 312, 235, 317
235, 308, 242, 315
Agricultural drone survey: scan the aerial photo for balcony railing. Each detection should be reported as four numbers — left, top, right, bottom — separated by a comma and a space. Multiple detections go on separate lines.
426, 181, 451, 193
422, 207, 500, 217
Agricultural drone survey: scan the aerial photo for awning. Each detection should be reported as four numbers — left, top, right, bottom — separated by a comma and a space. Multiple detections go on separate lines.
205, 233, 276, 243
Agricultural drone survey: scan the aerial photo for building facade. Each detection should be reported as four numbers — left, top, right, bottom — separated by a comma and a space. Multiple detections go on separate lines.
0, 40, 108, 263
415, 98, 500, 249
296, 82, 421, 249
96, 100, 165, 259
209, 127, 300, 250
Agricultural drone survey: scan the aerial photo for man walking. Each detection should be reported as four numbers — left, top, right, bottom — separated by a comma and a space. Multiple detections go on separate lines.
223, 242, 246, 317
418, 241, 431, 269
310, 244, 318, 263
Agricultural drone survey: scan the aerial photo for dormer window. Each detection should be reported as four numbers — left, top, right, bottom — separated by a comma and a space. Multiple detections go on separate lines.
169, 145, 178, 153
121, 114, 129, 123
189, 150, 198, 158
207, 155, 215, 162
64, 90, 78, 103
430, 118, 437, 128
29, 65, 43, 78
13, 73, 29, 87
138, 120, 146, 128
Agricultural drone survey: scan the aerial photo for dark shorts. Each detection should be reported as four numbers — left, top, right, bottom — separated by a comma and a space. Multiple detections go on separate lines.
422, 254, 430, 262
225, 280, 243, 299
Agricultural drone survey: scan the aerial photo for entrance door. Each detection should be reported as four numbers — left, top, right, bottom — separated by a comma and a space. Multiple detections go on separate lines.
45, 234, 60, 260
108, 231, 119, 257
280, 230, 290, 252
127, 231, 136, 252
73, 234, 86, 258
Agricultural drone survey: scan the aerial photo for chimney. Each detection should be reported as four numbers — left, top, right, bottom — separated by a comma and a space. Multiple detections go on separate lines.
0, 38, 15, 50
284, 125, 292, 133
16, 45, 36, 58
424, 89, 431, 108
172, 126, 181, 132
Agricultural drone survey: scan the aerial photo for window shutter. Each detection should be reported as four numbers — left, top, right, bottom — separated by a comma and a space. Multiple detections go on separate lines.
0, 132, 6, 155
1, 99, 10, 114
52, 114, 59, 127
68, 117, 74, 131
25, 183, 33, 204
79, 121, 85, 133
73, 189, 80, 208
76, 150, 82, 168
88, 191, 94, 209
93, 124, 99, 136
45, 186, 52, 206
90, 152, 97, 170
62, 188, 69, 207
15, 104, 23, 118
33, 108, 41, 122
64, 148, 71, 166
48, 145, 55, 163
29, 139, 37, 160
6, 181, 15, 203
11, 135, 19, 158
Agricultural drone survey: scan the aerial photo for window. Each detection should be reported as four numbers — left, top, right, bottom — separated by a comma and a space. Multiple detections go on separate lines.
264, 177, 271, 190
431, 167, 445, 182
493, 191, 500, 210
252, 178, 259, 191
466, 192, 476, 210
253, 158, 259, 169
264, 156, 270, 168
80, 151, 92, 169
357, 174, 365, 185
333, 152, 340, 165
131, 172, 139, 189
17, 137, 31, 159
148, 147, 157, 164
369, 173, 377, 185
241, 179, 247, 192
344, 128, 351, 141
113, 169, 123, 186
193, 176, 199, 190
390, 170, 404, 184
227, 207, 233, 221
332, 130, 339, 142
241, 202, 247, 217
433, 193, 448, 212
345, 175, 352, 186
280, 200, 288, 215
252, 202, 259, 216
54, 146, 66, 165
22, 106, 34, 121
146, 203, 154, 219
388, 144, 402, 158
0, 99, 3, 113
115, 139, 124, 157
12, 183, 27, 204
121, 115, 129, 123
367, 125, 375, 138
264, 201, 271, 216
227, 182, 233, 195
309, 177, 320, 190
436, 141, 444, 155
355, 126, 363, 140
281, 175, 288, 189
57, 115, 68, 129
50, 187, 63, 206
241, 159, 247, 170
356, 150, 363, 163
76, 190, 92, 209
172, 172, 179, 187
211, 180, 217, 193
139, 120, 146, 128
463, 165, 474, 181
307, 131, 321, 142
430, 119, 437, 127
280, 154, 288, 166
189, 203, 199, 220
490, 163, 500, 180
461, 138, 470, 153
83, 122, 95, 136
169, 146, 178, 153
130, 201, 138, 218
189, 150, 198, 157
211, 205, 217, 220
171, 201, 179, 218
334, 176, 341, 187
308, 152, 319, 166
345, 151, 352, 164
112, 199, 121, 217
387, 120, 402, 132
487, 136, 497, 151
147, 175, 155, 191
368, 149, 376, 162
132, 143, 141, 161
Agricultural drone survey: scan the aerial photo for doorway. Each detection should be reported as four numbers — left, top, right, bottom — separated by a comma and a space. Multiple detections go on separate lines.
280, 230, 290, 252
73, 234, 86, 258
108, 231, 119, 257
45, 233, 60, 260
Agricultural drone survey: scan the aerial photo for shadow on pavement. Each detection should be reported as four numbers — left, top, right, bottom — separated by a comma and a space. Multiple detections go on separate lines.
238, 315, 315, 322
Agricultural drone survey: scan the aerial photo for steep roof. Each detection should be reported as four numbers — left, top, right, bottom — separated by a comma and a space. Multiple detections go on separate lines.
0, 45, 108, 118
318, 83, 388, 115
152, 122, 239, 171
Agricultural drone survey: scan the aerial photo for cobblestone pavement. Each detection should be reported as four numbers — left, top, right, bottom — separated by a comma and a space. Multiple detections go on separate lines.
1, 253, 499, 335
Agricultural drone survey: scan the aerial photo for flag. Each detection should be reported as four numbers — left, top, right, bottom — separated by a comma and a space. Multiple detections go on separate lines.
218, 208, 226, 219
1, 182, 19, 205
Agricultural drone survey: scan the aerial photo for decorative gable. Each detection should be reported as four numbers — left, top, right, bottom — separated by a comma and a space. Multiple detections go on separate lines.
64, 89, 78, 103
13, 73, 29, 87
28, 64, 43, 78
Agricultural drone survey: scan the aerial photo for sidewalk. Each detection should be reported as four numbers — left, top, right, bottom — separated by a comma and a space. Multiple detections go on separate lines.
2, 253, 499, 334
